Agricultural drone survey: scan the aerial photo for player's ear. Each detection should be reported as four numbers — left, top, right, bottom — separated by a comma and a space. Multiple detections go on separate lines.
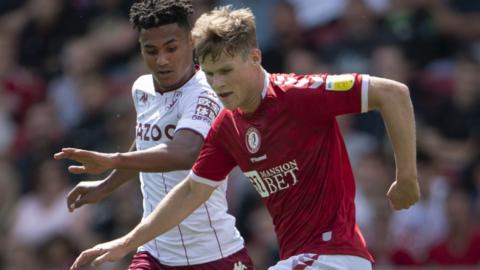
250, 48, 262, 65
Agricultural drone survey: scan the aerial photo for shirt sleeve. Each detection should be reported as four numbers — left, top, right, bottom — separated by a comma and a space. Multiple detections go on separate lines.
283, 73, 370, 120
176, 89, 223, 138
190, 116, 237, 187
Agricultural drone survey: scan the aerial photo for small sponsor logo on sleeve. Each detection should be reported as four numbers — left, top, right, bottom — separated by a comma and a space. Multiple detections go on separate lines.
192, 96, 221, 123
325, 74, 355, 91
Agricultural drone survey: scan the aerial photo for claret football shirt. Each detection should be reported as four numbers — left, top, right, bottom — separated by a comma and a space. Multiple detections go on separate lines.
191, 71, 374, 261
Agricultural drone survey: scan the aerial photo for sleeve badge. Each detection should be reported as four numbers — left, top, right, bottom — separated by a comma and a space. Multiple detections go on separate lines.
325, 74, 355, 91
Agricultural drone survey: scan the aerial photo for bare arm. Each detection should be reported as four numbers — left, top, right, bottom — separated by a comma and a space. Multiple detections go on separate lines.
112, 129, 204, 172
70, 178, 216, 269
55, 130, 204, 174
99, 140, 138, 192
64, 140, 139, 211
368, 76, 420, 209
123, 178, 214, 248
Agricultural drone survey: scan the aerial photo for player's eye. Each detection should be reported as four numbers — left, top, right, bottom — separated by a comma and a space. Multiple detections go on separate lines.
144, 49, 157, 55
219, 69, 232, 75
166, 47, 178, 53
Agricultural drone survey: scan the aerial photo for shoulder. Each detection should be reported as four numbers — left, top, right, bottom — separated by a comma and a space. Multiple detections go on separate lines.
179, 71, 222, 115
131, 74, 155, 94
210, 109, 233, 131
269, 73, 326, 94
181, 71, 219, 101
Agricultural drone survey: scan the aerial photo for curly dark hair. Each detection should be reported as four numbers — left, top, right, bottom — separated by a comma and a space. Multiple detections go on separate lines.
129, 0, 194, 31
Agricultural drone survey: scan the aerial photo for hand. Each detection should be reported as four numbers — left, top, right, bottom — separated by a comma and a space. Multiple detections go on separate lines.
66, 180, 110, 212
70, 238, 131, 270
54, 148, 116, 175
386, 177, 420, 210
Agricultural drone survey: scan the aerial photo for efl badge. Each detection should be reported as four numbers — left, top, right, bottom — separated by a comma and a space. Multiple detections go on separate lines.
245, 127, 261, 154
326, 74, 354, 91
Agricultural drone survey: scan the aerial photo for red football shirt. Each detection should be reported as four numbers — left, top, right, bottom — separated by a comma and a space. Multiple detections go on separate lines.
191, 72, 374, 261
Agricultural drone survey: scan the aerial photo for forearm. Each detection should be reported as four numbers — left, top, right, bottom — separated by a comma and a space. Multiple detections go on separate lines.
376, 83, 417, 178
100, 169, 139, 193
122, 178, 213, 250
100, 140, 138, 192
112, 143, 197, 172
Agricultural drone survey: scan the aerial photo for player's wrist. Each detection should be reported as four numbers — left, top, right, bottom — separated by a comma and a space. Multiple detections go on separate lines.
395, 172, 418, 184
109, 152, 123, 169
121, 233, 140, 253
396, 164, 417, 180
97, 179, 116, 194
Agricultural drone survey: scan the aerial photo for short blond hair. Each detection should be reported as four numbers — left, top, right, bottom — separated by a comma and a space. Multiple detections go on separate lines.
192, 6, 257, 62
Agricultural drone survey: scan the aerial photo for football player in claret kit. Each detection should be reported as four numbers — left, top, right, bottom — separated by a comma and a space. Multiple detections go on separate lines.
54, 1, 254, 270
66, 5, 420, 270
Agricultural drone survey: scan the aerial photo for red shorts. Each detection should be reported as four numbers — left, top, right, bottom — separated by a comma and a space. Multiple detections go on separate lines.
128, 248, 255, 270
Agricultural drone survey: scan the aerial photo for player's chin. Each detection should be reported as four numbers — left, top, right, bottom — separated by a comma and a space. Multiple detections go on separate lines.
154, 73, 176, 86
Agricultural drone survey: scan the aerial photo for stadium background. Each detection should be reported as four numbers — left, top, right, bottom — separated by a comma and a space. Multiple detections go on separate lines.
0, 0, 479, 269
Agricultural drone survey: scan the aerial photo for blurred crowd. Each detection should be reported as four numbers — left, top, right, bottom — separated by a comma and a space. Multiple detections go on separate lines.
0, 0, 479, 269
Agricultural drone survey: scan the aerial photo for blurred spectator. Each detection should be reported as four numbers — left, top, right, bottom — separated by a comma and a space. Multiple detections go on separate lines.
0, 160, 19, 268
47, 38, 101, 130
338, 115, 378, 168
284, 47, 330, 75
426, 188, 480, 266
262, 1, 308, 73
9, 160, 91, 246
0, 0, 26, 15
326, 0, 379, 74
12, 102, 64, 190
387, 151, 449, 266
353, 151, 393, 264
430, 0, 480, 40
64, 76, 111, 151
0, 91, 15, 155
3, 244, 41, 270
244, 205, 278, 269
17, 0, 86, 78
287, 0, 347, 29
420, 53, 480, 172
0, 30, 46, 125
460, 159, 480, 224
37, 235, 79, 270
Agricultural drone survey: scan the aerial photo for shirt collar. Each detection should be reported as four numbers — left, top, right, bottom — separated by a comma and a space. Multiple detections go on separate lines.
261, 69, 270, 99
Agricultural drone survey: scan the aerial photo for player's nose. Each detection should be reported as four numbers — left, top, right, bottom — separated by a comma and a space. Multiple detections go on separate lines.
155, 53, 169, 66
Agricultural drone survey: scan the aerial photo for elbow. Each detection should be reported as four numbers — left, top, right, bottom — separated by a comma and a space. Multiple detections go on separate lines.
369, 77, 412, 111
378, 82, 411, 110
396, 83, 410, 99
178, 147, 201, 170
394, 83, 412, 108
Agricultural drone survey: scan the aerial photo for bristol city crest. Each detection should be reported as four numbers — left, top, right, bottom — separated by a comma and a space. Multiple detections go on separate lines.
245, 127, 261, 154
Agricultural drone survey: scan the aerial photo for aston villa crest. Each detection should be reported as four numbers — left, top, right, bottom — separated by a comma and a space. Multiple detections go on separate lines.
136, 91, 150, 107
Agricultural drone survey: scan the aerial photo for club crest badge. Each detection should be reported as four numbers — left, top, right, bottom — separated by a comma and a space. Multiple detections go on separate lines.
136, 91, 150, 107
245, 127, 261, 154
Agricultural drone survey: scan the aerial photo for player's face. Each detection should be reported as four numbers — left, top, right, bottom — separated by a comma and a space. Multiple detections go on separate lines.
201, 49, 262, 111
139, 24, 194, 91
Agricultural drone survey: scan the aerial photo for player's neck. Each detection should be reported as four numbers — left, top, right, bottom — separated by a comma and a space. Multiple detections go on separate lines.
239, 69, 266, 114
